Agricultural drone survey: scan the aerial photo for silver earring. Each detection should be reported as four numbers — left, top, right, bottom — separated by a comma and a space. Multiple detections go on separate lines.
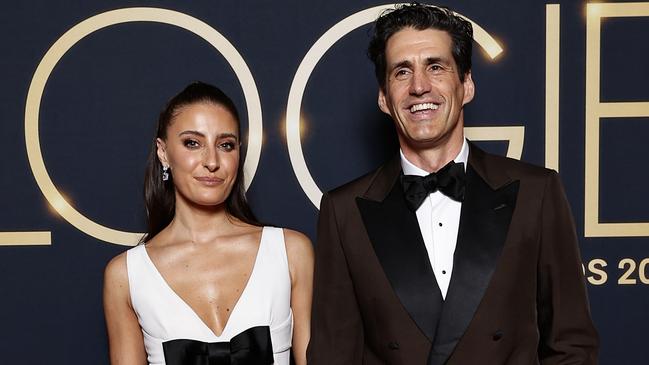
162, 165, 169, 181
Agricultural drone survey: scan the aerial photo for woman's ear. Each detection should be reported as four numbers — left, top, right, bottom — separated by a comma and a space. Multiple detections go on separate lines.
156, 138, 168, 167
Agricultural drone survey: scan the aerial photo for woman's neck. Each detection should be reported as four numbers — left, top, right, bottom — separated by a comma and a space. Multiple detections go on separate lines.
167, 196, 240, 245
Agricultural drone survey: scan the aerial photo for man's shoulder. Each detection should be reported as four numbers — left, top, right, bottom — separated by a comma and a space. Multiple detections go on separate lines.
472, 145, 556, 182
327, 165, 383, 198
325, 157, 397, 202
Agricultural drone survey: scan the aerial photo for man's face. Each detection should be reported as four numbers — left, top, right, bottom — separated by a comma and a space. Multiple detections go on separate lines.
378, 27, 474, 151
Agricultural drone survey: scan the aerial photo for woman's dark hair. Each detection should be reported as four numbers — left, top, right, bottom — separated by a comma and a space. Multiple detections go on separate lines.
142, 82, 260, 242
367, 3, 473, 88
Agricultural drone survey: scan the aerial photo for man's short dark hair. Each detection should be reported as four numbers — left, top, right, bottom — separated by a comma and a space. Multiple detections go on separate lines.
367, 3, 473, 88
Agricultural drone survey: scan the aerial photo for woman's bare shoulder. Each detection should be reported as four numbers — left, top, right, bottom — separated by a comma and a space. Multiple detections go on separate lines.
281, 228, 314, 265
105, 251, 128, 281
103, 250, 132, 302
282, 228, 311, 246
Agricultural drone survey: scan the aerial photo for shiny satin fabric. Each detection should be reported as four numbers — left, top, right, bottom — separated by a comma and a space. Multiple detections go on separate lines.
400, 161, 466, 211
162, 326, 274, 365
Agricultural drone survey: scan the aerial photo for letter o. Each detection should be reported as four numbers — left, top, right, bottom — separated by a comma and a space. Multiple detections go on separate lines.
25, 8, 263, 245
285, 4, 504, 208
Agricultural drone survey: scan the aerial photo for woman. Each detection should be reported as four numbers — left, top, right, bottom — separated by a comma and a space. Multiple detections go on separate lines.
103, 82, 313, 365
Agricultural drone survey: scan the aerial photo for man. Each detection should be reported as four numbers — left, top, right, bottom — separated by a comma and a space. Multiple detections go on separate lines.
308, 4, 598, 365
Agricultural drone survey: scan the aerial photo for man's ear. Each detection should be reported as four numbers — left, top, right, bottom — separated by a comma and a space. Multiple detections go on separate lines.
156, 138, 169, 167
378, 88, 390, 115
462, 71, 475, 105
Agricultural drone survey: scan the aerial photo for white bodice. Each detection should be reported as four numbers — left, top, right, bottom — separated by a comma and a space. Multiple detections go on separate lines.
126, 226, 292, 365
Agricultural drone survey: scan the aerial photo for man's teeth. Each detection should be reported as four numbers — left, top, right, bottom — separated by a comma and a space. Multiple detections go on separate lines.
410, 103, 439, 113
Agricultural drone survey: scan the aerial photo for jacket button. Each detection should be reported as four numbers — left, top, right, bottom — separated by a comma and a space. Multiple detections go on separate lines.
388, 341, 400, 350
492, 330, 504, 341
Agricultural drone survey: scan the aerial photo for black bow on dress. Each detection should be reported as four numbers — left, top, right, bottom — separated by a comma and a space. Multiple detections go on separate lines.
162, 326, 274, 365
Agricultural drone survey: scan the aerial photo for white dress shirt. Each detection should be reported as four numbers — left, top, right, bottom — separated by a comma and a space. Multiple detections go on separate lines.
399, 139, 469, 299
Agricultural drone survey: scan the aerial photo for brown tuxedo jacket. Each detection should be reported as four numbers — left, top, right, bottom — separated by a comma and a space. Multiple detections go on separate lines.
307, 144, 598, 365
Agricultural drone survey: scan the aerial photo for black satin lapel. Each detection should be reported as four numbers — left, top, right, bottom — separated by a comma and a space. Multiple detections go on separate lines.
429, 166, 519, 365
356, 182, 443, 342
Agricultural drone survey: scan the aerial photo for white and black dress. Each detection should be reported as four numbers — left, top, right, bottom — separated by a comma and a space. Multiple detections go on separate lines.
126, 226, 292, 365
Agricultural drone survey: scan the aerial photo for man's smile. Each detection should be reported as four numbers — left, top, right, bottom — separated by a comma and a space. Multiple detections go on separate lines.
409, 102, 439, 113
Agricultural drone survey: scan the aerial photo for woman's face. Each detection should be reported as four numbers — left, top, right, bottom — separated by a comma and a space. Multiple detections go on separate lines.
157, 102, 240, 208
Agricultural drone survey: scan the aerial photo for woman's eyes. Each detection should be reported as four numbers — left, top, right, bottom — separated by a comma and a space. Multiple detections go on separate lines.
183, 139, 200, 148
218, 141, 237, 152
181, 139, 237, 151
182, 139, 236, 151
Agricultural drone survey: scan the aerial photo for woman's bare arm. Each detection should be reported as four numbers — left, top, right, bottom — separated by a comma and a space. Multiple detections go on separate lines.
103, 253, 148, 365
284, 229, 314, 365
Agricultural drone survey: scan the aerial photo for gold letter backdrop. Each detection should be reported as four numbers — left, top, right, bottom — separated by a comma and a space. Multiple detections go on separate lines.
0, 2, 647, 364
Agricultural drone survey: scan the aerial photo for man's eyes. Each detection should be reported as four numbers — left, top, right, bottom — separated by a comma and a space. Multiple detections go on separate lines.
393, 65, 444, 79
428, 63, 449, 73
394, 69, 411, 79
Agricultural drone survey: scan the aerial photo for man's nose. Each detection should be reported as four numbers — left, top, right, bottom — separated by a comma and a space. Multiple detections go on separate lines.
409, 68, 431, 96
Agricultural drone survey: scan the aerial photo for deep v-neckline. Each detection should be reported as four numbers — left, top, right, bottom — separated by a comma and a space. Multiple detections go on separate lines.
142, 226, 266, 339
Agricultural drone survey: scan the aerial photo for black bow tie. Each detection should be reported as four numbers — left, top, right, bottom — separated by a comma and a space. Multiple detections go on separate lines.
401, 161, 466, 211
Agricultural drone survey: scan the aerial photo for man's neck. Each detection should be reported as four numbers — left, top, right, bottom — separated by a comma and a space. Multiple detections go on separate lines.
400, 137, 465, 173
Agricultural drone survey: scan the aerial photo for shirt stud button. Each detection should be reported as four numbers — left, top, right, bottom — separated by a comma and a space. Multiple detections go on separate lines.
492, 330, 504, 341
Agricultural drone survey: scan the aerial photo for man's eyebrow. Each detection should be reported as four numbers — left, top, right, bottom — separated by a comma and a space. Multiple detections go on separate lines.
424, 56, 445, 65
389, 57, 449, 71
389, 60, 413, 71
